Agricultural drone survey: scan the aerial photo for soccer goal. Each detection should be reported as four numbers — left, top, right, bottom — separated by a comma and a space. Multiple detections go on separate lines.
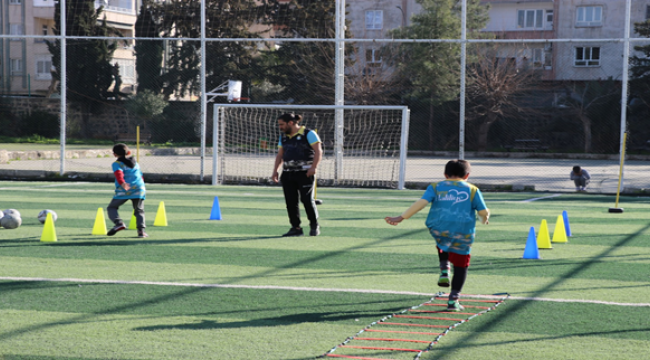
212, 104, 410, 189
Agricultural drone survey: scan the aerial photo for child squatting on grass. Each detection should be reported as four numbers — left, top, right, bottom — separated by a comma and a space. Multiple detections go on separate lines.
385, 159, 490, 312
107, 143, 148, 238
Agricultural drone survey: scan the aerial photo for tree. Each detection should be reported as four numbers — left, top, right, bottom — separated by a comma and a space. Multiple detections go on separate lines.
135, 0, 164, 94
48, 0, 119, 137
559, 79, 620, 153
465, 46, 541, 152
630, 19, 650, 146
344, 45, 408, 105
257, 0, 351, 104
125, 89, 168, 123
389, 0, 489, 150
150, 0, 266, 100
631, 20, 650, 101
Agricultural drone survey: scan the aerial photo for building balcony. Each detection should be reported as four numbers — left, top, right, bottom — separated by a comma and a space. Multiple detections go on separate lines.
95, 0, 135, 15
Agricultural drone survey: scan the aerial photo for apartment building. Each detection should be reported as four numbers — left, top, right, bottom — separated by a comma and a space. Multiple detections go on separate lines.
481, 0, 555, 79
0, 0, 138, 97
481, 0, 650, 81
346, 0, 421, 75
554, 0, 650, 81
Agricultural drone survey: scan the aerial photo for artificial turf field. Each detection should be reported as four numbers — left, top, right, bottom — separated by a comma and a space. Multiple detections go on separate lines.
0, 181, 649, 360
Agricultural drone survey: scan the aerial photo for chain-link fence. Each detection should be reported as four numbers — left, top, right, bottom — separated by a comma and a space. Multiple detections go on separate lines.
1, 0, 650, 193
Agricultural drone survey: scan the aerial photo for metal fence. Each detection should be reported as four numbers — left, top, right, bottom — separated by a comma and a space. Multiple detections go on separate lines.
1, 0, 650, 193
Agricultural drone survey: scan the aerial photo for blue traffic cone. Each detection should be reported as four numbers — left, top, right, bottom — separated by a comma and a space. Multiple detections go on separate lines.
523, 226, 541, 259
209, 196, 222, 220
562, 210, 571, 237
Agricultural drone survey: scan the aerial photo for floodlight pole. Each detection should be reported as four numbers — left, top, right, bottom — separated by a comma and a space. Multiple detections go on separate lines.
617, 0, 632, 191
458, 0, 467, 160
59, 0, 66, 175
334, 0, 345, 184
199, 0, 207, 181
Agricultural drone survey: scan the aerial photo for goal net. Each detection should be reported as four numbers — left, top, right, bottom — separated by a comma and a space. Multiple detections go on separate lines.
212, 104, 410, 189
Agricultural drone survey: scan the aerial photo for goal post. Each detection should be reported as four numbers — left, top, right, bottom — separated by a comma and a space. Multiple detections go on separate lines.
212, 104, 410, 189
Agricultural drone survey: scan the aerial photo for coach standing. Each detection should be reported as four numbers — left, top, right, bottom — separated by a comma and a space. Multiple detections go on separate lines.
272, 113, 323, 237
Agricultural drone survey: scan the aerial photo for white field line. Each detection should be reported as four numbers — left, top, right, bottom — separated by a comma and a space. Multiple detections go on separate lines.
0, 186, 420, 202
1, 276, 648, 307
0, 186, 521, 203
520, 194, 562, 203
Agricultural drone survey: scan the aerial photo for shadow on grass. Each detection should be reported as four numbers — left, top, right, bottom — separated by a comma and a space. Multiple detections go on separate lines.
429, 221, 650, 359
432, 327, 650, 354
0, 235, 282, 248
0, 228, 428, 347
133, 308, 406, 331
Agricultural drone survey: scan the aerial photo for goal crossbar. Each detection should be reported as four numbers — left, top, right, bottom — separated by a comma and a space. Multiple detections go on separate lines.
212, 104, 410, 189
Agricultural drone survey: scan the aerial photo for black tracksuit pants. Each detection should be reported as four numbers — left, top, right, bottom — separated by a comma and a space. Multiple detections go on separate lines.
280, 171, 319, 229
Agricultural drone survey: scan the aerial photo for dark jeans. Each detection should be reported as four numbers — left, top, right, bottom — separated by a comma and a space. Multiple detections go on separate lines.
280, 171, 318, 229
108, 198, 145, 229
573, 178, 590, 188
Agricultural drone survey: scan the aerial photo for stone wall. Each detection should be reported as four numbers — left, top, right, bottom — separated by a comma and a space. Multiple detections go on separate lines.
0, 147, 210, 164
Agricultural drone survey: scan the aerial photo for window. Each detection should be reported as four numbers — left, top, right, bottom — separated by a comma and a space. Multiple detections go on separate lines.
520, 48, 544, 69
576, 6, 602, 26
107, 0, 131, 11
10, 24, 23, 41
365, 10, 383, 30
646, 5, 650, 20
34, 0, 56, 7
544, 45, 553, 69
365, 49, 382, 67
35, 24, 48, 43
496, 57, 517, 69
546, 10, 554, 28
575, 47, 600, 67
11, 59, 22, 74
36, 57, 53, 80
9, 0, 21, 4
114, 59, 135, 84
517, 9, 544, 29
532, 48, 543, 68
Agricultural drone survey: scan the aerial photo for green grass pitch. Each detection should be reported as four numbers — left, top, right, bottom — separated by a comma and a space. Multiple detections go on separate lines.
0, 181, 649, 360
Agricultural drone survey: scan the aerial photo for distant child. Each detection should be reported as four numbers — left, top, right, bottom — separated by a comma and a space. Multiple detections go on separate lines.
107, 143, 148, 238
385, 159, 489, 311
570, 165, 590, 192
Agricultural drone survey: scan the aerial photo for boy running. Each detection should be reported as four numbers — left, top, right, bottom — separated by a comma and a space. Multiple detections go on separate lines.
385, 159, 489, 311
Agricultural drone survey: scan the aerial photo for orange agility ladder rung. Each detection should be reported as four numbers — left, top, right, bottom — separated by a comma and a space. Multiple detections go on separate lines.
394, 315, 464, 321
326, 354, 395, 360
434, 297, 500, 303
366, 329, 443, 336
423, 303, 490, 309
378, 322, 450, 329
409, 309, 476, 315
339, 345, 421, 352
355, 337, 431, 344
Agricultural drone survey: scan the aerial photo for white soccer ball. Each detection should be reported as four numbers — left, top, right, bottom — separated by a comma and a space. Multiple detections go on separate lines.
1, 214, 22, 229
3, 209, 21, 219
38, 209, 58, 224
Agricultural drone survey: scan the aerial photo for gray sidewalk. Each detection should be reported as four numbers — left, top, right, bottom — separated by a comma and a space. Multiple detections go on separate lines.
2, 153, 649, 193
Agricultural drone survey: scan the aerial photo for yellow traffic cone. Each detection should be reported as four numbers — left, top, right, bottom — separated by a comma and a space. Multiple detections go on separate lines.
92, 208, 107, 235
552, 215, 568, 243
41, 212, 58, 242
128, 211, 137, 230
154, 201, 168, 227
537, 219, 553, 249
